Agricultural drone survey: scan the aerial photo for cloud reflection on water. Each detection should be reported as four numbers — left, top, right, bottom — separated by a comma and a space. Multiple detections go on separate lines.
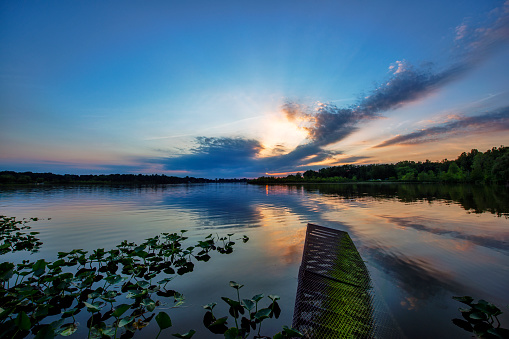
1, 183, 508, 338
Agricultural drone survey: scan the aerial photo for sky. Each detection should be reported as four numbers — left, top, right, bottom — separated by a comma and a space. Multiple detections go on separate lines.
1, 0, 509, 178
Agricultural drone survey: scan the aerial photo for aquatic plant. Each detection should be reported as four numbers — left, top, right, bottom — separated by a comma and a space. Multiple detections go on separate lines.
202, 281, 302, 339
452, 296, 509, 338
0, 216, 247, 338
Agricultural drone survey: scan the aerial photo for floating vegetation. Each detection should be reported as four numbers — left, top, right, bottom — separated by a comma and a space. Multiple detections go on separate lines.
202, 281, 302, 338
0, 216, 243, 338
452, 296, 509, 339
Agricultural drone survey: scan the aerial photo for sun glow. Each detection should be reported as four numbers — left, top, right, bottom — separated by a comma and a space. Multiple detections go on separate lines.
256, 112, 309, 158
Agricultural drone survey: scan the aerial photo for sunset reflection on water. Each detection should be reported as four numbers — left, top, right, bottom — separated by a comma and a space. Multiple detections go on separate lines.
0, 183, 508, 338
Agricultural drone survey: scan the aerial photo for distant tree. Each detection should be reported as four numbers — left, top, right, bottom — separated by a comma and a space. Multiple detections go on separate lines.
492, 153, 509, 185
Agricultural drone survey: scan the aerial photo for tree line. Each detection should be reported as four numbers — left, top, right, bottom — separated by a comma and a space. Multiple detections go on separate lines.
0, 172, 248, 185
250, 146, 509, 185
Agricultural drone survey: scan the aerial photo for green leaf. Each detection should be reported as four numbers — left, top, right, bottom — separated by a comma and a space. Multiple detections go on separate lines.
126, 289, 147, 298
62, 308, 79, 317
158, 277, 174, 284
229, 281, 244, 290
0, 262, 14, 281
35, 325, 55, 339
156, 311, 172, 329
112, 304, 130, 318
105, 274, 124, 285
242, 299, 255, 311
210, 317, 228, 327
254, 308, 271, 320
84, 302, 102, 313
15, 311, 31, 331
102, 327, 116, 336
282, 326, 303, 337
172, 330, 196, 338
142, 298, 156, 312
474, 301, 502, 316
50, 319, 64, 330
458, 307, 471, 313
270, 301, 281, 319
35, 305, 50, 317
452, 296, 474, 305
118, 316, 134, 327
222, 297, 240, 308
174, 294, 186, 308
137, 280, 150, 289
47, 259, 65, 269
252, 293, 264, 302
203, 302, 217, 311
470, 312, 487, 320
224, 327, 240, 339
488, 327, 509, 338
33, 259, 47, 276
268, 295, 280, 301
59, 323, 78, 336
0, 307, 10, 318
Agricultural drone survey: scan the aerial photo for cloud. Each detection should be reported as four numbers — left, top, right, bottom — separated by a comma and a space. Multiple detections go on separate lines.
455, 23, 468, 41
157, 2, 509, 177
279, 60, 469, 154
356, 63, 467, 115
374, 106, 509, 148
380, 215, 509, 252
157, 135, 347, 177
338, 156, 371, 164
454, 1, 509, 64
160, 137, 263, 174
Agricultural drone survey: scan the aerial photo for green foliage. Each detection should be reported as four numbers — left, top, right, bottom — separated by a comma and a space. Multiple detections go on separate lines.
0, 172, 249, 185
0, 216, 43, 254
202, 281, 302, 339
250, 146, 508, 184
0, 216, 246, 338
491, 153, 509, 184
452, 296, 509, 338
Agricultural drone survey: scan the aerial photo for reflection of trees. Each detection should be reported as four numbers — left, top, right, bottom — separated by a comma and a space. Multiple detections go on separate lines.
379, 216, 508, 251
296, 183, 509, 217
363, 247, 459, 302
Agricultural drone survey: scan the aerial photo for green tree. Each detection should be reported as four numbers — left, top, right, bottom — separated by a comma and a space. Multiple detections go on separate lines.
492, 153, 509, 185
470, 153, 485, 182
447, 162, 465, 182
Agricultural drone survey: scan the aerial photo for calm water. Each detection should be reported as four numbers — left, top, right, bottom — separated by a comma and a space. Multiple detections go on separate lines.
1, 183, 508, 338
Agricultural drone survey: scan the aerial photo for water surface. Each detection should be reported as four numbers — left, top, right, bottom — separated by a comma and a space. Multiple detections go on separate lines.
1, 183, 507, 338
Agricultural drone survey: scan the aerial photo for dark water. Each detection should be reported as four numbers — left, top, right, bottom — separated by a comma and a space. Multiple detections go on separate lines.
1, 183, 508, 338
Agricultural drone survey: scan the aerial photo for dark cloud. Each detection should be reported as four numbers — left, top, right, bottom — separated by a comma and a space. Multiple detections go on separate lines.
160, 137, 262, 174
355, 63, 467, 115
262, 144, 341, 170
338, 156, 371, 164
281, 2, 509, 152
280, 61, 470, 152
158, 3, 509, 177
374, 106, 509, 148
159, 136, 347, 177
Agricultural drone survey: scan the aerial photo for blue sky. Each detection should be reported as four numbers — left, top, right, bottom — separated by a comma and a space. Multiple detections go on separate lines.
1, 0, 508, 178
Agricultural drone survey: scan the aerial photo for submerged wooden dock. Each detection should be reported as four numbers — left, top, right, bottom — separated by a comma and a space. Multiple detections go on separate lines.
292, 223, 400, 338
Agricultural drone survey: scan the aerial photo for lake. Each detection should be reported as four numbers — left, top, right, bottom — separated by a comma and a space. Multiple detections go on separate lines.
1, 183, 508, 338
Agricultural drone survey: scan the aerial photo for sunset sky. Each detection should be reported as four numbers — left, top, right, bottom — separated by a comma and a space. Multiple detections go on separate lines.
1, 0, 508, 178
